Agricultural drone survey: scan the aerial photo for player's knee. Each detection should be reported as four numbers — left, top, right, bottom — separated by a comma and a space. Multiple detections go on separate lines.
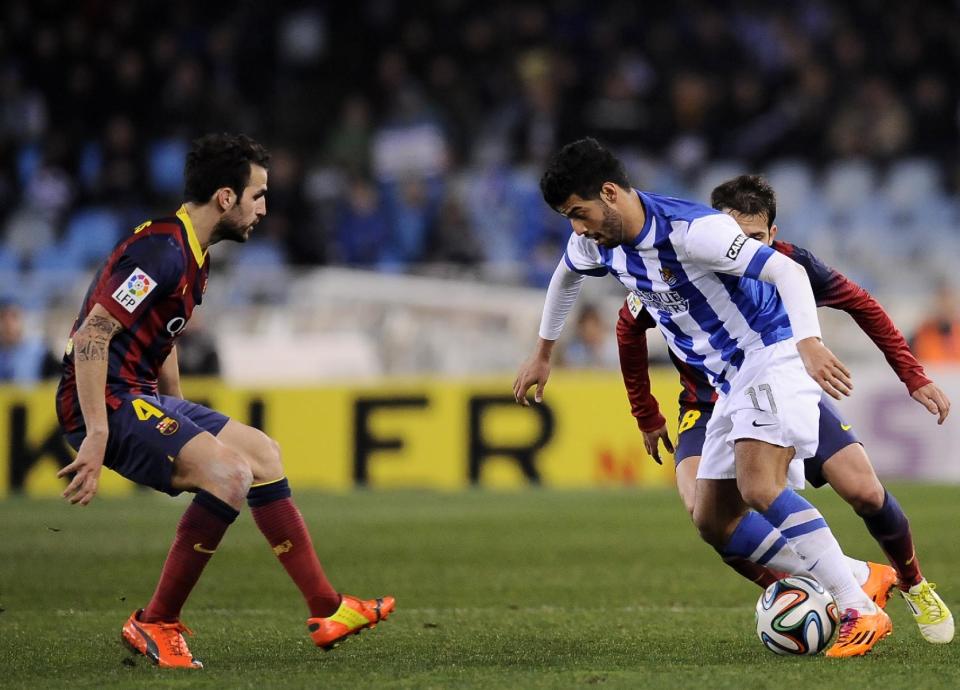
737, 479, 778, 513
246, 429, 284, 479
848, 482, 886, 516
263, 435, 284, 475
206, 448, 254, 504
691, 508, 726, 549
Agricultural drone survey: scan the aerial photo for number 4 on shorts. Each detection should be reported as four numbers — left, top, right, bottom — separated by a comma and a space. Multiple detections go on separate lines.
132, 398, 164, 421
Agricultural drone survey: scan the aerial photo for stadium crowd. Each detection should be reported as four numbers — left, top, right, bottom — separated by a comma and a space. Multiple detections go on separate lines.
0, 0, 958, 300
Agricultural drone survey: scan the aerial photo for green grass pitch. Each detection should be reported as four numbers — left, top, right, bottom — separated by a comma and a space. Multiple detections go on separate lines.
1, 484, 958, 688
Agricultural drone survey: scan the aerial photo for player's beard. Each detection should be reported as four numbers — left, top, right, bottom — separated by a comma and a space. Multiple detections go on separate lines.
596, 204, 624, 247
211, 214, 252, 244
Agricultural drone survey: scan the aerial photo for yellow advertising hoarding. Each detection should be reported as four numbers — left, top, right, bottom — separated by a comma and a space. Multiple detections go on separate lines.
0, 370, 683, 497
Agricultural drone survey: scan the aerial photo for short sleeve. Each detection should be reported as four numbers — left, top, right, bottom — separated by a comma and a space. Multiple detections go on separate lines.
93, 234, 185, 327
682, 214, 775, 279
563, 233, 608, 277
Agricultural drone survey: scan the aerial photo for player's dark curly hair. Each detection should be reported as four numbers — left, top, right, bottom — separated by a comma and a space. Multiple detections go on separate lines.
184, 133, 271, 204
540, 137, 630, 209
710, 175, 777, 229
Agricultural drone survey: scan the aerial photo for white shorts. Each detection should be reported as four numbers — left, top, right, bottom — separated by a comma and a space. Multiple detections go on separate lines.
696, 339, 821, 490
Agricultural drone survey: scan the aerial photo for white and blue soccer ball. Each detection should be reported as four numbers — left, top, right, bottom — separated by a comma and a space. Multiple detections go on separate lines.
755, 576, 839, 655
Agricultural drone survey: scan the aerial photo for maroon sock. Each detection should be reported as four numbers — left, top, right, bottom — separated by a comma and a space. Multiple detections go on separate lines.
248, 478, 340, 617
861, 490, 923, 589
142, 492, 238, 623
721, 554, 788, 588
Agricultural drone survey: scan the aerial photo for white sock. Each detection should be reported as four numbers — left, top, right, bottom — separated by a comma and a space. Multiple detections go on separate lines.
846, 557, 870, 586
762, 490, 875, 613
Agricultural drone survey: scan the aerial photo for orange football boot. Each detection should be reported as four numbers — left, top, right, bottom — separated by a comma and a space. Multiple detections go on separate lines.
861, 561, 898, 609
825, 607, 893, 658
308, 594, 396, 649
121, 609, 203, 668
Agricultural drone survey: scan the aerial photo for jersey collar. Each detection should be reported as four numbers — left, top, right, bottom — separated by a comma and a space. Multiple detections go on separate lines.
633, 189, 653, 246
176, 205, 207, 267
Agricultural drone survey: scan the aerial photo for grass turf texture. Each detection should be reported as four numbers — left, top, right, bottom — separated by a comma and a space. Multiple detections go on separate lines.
1, 484, 958, 689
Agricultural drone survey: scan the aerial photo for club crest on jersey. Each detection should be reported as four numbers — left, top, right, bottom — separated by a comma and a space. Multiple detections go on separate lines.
659, 267, 678, 286
156, 417, 179, 436
112, 268, 157, 313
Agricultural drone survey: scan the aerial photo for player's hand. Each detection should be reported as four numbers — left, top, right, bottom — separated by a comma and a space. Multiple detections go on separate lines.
513, 356, 551, 406
57, 433, 106, 506
641, 424, 675, 465
796, 337, 852, 400
911, 382, 951, 425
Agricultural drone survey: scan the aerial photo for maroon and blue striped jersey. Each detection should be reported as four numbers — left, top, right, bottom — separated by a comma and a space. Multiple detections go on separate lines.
618, 239, 931, 426
56, 206, 210, 434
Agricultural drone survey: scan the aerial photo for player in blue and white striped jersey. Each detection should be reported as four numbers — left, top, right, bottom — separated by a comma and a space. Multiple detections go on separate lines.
513, 138, 890, 657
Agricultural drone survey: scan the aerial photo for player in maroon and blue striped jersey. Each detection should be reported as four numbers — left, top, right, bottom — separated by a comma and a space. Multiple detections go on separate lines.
618, 175, 953, 645
54, 133, 394, 668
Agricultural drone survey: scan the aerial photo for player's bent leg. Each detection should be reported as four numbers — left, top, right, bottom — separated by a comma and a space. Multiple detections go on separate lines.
675, 455, 699, 518
733, 439, 792, 512
691, 478, 747, 549
677, 464, 789, 589
215, 419, 284, 483
820, 444, 884, 516
697, 478, 804, 582
171, 432, 254, 509
820, 444, 953, 641
215, 422, 398, 642
818, 444, 897, 608
734, 439, 890, 656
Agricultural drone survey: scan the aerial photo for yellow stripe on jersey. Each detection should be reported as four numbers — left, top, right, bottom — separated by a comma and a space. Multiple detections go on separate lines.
176, 205, 207, 267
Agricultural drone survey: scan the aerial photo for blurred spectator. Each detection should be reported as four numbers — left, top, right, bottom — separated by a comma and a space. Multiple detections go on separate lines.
93, 115, 146, 207
334, 178, 391, 267
910, 282, 960, 364
559, 303, 619, 370
425, 189, 481, 265
384, 177, 435, 264
324, 96, 373, 176
0, 297, 60, 383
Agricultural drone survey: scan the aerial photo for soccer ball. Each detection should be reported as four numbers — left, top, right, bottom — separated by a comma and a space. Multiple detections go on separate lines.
755, 576, 839, 655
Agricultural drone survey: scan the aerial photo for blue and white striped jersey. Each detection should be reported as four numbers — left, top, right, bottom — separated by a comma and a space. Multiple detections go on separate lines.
564, 191, 791, 393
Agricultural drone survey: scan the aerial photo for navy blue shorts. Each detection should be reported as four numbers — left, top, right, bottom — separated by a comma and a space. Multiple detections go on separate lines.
63, 394, 230, 496
674, 396, 859, 488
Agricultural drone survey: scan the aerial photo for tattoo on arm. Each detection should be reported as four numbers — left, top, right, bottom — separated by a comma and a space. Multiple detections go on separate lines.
75, 315, 123, 362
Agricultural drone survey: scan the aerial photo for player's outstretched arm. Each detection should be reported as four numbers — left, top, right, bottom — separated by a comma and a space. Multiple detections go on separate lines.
57, 304, 123, 506
158, 345, 183, 399
788, 242, 938, 407
514, 260, 585, 406
616, 301, 667, 431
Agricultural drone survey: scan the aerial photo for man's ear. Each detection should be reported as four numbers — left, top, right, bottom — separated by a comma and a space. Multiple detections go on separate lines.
600, 181, 619, 206
769, 224, 778, 243
215, 187, 236, 212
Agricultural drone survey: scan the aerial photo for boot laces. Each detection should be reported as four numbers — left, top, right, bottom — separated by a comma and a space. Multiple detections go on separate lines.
156, 621, 193, 657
